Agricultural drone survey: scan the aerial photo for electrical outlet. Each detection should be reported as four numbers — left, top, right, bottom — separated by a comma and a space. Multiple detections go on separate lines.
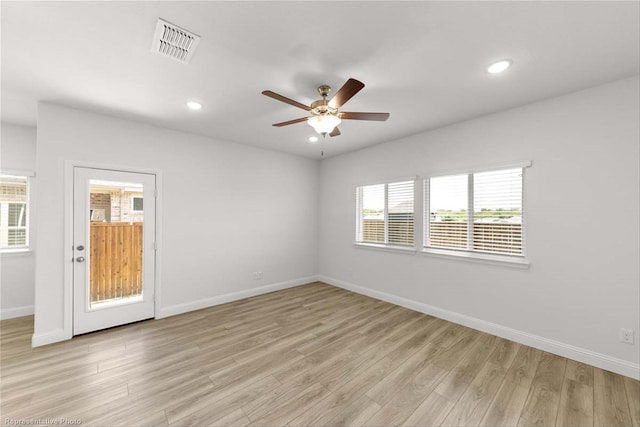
252, 271, 263, 280
619, 328, 634, 344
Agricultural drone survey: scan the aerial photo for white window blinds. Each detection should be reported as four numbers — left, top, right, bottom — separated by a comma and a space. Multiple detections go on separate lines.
388, 181, 414, 246
427, 174, 468, 249
0, 175, 29, 250
425, 167, 524, 256
359, 184, 385, 244
473, 168, 523, 255
356, 180, 414, 247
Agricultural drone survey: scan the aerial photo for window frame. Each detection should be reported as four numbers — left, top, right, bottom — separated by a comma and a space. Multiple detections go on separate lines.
355, 177, 417, 253
0, 171, 33, 254
422, 161, 531, 268
131, 196, 144, 212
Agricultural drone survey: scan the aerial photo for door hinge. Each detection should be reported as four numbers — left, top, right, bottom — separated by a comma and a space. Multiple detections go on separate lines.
154, 188, 158, 198
153, 242, 158, 251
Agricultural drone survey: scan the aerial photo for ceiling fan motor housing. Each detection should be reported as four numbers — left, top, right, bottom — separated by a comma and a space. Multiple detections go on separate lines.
310, 85, 338, 116
310, 99, 338, 116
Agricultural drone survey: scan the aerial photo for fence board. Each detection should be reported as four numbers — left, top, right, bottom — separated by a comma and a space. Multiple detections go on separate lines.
90, 222, 143, 304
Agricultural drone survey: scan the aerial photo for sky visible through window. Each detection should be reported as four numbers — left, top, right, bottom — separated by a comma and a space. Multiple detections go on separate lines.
362, 184, 384, 215
362, 182, 415, 214
430, 169, 522, 214
361, 170, 522, 219
430, 174, 468, 212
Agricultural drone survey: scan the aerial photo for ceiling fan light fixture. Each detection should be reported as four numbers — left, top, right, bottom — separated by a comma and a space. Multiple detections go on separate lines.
307, 114, 341, 135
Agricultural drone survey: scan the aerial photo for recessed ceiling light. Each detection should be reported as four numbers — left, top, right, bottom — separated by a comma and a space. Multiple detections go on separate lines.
186, 101, 202, 111
487, 59, 512, 74
308, 136, 319, 143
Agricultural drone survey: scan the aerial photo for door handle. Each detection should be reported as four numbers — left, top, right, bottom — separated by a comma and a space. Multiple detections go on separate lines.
76, 256, 85, 263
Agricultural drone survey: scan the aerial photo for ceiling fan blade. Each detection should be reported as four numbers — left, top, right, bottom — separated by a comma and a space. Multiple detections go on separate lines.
340, 112, 390, 121
328, 78, 365, 109
272, 117, 308, 127
262, 90, 311, 111
329, 127, 341, 137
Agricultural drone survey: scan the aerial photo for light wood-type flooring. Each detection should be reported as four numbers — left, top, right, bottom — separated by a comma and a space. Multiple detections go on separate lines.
1, 283, 638, 426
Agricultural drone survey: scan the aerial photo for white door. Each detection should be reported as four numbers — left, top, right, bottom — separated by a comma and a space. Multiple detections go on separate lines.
73, 167, 156, 335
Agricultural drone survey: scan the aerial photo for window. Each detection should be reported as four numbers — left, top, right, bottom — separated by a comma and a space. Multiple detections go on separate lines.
425, 167, 525, 257
356, 180, 414, 247
131, 196, 143, 212
0, 174, 29, 250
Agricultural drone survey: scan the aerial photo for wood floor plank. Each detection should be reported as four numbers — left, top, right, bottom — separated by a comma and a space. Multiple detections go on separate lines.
433, 333, 501, 402
379, 317, 449, 364
556, 379, 593, 427
366, 341, 442, 406
205, 408, 251, 427
363, 363, 448, 426
480, 345, 543, 427
247, 382, 331, 426
402, 391, 456, 427
1, 283, 637, 427
594, 368, 633, 427
564, 359, 594, 386
83, 376, 214, 426
320, 394, 382, 427
296, 305, 404, 356
360, 321, 473, 409
441, 339, 519, 426
290, 357, 397, 426
6, 382, 129, 421
624, 375, 640, 427
317, 315, 445, 394
518, 352, 566, 427
166, 375, 281, 425
243, 349, 357, 421
556, 359, 594, 427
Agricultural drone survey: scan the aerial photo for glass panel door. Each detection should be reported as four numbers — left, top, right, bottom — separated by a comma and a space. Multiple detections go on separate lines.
73, 167, 155, 335
88, 179, 145, 308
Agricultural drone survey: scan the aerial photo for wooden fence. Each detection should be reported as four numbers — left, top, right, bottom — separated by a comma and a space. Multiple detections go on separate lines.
430, 222, 522, 254
363, 219, 522, 254
90, 222, 143, 304
472, 222, 522, 254
363, 217, 414, 245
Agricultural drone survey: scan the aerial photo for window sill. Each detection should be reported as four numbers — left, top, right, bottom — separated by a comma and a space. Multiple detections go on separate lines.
0, 248, 33, 256
421, 247, 530, 269
354, 242, 417, 254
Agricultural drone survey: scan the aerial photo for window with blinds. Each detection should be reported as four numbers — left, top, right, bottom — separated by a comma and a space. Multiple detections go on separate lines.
425, 167, 524, 256
356, 180, 414, 247
0, 174, 29, 250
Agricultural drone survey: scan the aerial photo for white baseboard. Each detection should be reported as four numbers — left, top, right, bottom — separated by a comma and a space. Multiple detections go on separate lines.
157, 276, 320, 319
32, 328, 71, 347
1, 305, 34, 320
319, 275, 640, 380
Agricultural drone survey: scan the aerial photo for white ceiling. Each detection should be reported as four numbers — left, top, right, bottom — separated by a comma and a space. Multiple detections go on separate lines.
2, 1, 639, 159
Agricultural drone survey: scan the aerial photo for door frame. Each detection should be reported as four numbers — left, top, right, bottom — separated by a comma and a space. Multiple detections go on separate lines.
62, 160, 163, 340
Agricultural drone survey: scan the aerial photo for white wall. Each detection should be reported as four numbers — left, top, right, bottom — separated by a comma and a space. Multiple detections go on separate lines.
34, 104, 319, 344
318, 76, 640, 378
0, 123, 37, 319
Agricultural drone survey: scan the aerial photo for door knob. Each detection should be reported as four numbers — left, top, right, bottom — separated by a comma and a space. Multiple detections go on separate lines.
76, 256, 85, 263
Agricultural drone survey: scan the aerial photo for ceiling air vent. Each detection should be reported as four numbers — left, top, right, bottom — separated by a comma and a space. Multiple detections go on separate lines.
151, 18, 200, 64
